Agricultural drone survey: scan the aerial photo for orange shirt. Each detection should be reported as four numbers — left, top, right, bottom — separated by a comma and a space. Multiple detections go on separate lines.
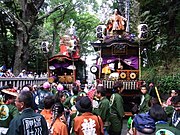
40, 109, 52, 121
73, 112, 104, 135
41, 109, 68, 135
48, 118, 69, 135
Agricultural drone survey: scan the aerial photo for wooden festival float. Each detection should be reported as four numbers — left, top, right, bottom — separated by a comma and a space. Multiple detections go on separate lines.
48, 28, 85, 88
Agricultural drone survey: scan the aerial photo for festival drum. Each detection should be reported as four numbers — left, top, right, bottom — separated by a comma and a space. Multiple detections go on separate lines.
130, 72, 137, 80
120, 72, 127, 79
59, 76, 65, 83
65, 75, 73, 83
48, 76, 55, 83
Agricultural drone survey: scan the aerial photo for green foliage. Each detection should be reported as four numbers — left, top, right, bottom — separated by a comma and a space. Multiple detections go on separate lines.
157, 75, 180, 93
142, 59, 180, 94
129, 0, 140, 34
144, 73, 180, 94
42, 1, 100, 56
145, 73, 180, 94
139, 0, 180, 61
0, 5, 15, 68
74, 12, 100, 41
137, 0, 180, 94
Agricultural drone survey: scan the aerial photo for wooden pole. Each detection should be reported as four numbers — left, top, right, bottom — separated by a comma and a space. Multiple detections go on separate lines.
138, 40, 141, 80
72, 60, 76, 82
155, 86, 162, 105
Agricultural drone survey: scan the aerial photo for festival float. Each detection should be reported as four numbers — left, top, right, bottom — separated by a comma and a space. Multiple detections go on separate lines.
91, 9, 149, 113
48, 27, 86, 87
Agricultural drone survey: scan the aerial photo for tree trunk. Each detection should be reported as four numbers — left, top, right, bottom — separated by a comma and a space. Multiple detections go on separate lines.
13, 24, 27, 76
51, 19, 58, 56
13, 0, 37, 75
12, 0, 60, 75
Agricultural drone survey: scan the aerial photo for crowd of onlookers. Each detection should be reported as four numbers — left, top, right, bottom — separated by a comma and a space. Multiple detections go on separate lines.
0, 80, 179, 135
127, 85, 180, 135
0, 69, 47, 78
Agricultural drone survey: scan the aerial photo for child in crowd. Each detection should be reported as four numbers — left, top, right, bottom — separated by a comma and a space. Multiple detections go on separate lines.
154, 104, 180, 135
47, 103, 68, 135
93, 85, 110, 135
40, 95, 55, 121
36, 82, 53, 112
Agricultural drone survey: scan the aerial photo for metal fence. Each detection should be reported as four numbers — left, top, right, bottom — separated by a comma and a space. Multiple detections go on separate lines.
0, 77, 47, 89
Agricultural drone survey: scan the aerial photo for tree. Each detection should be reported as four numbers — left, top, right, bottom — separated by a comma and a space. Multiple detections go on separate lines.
43, 0, 100, 56
0, 0, 63, 75
44, 0, 76, 56
0, 0, 102, 75
137, 0, 180, 93
137, 0, 180, 65
0, 3, 16, 70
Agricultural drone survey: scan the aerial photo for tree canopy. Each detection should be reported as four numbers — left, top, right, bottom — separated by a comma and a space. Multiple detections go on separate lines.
0, 0, 100, 75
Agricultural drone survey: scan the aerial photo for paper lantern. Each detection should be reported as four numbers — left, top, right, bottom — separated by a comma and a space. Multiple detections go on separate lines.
57, 84, 64, 91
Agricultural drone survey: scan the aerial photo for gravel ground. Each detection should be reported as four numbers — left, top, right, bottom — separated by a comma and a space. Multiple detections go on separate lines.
121, 118, 128, 135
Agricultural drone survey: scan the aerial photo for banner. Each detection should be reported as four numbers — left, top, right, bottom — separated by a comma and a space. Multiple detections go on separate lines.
99, 56, 138, 69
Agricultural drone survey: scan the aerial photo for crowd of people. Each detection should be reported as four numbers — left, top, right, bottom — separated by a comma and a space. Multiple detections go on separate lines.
127, 85, 180, 135
0, 80, 179, 135
0, 69, 47, 78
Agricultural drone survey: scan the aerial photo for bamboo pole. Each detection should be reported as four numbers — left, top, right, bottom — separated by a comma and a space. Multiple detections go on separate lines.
155, 86, 162, 105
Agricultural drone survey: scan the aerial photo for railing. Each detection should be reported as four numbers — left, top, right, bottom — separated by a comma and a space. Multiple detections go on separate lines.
0, 78, 138, 90
0, 77, 47, 89
102, 80, 137, 90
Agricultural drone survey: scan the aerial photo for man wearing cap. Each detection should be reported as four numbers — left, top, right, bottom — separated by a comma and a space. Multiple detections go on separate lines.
17, 69, 27, 78
0, 89, 19, 134
73, 96, 104, 135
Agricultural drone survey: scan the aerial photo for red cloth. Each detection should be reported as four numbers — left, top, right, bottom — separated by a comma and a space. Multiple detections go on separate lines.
72, 49, 80, 59
87, 89, 96, 101
60, 45, 69, 57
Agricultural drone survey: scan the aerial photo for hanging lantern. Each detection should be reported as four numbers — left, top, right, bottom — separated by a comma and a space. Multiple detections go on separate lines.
96, 25, 106, 40
137, 24, 148, 39
41, 41, 49, 53
97, 57, 103, 65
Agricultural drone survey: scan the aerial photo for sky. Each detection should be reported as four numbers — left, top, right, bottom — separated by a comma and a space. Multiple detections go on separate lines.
96, 0, 102, 5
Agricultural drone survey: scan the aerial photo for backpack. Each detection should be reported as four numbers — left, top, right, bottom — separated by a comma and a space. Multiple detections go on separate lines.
133, 112, 156, 134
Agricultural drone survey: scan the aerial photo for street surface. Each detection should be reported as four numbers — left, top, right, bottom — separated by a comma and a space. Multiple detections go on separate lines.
122, 118, 128, 135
